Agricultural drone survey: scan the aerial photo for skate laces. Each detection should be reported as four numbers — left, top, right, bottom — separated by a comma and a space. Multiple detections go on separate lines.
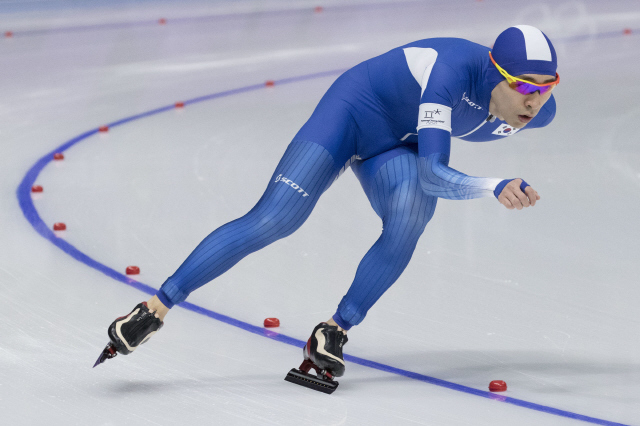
331, 328, 348, 351
338, 331, 348, 346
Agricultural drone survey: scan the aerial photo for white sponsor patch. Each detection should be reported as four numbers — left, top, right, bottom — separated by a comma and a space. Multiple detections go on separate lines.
514, 25, 552, 61
417, 103, 451, 132
492, 124, 520, 136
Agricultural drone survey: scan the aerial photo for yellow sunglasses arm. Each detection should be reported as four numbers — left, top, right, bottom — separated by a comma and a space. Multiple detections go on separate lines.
489, 51, 559, 87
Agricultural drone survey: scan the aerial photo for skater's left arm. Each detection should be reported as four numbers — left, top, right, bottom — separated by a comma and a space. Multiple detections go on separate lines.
417, 127, 504, 200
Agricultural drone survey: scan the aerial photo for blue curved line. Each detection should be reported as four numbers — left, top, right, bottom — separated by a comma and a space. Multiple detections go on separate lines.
16, 71, 631, 426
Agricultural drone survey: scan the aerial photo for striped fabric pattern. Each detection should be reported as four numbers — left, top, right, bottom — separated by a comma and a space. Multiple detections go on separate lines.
335, 153, 437, 328
419, 153, 501, 200
158, 141, 337, 307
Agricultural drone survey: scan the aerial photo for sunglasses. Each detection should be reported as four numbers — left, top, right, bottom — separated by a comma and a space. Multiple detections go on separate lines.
489, 52, 559, 95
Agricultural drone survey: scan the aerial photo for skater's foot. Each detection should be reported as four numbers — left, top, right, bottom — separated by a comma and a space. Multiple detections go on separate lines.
107, 302, 163, 355
284, 322, 347, 393
147, 295, 170, 321
95, 300, 167, 367
304, 322, 348, 377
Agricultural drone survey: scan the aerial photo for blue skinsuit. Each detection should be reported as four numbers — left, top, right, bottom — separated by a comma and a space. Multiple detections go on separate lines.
157, 38, 556, 330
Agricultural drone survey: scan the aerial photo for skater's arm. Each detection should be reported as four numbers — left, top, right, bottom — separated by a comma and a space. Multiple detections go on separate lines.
412, 61, 504, 200
417, 128, 540, 206
417, 127, 503, 200
412, 59, 538, 203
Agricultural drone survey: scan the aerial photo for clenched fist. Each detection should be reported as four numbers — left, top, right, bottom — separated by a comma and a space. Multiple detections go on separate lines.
498, 178, 540, 210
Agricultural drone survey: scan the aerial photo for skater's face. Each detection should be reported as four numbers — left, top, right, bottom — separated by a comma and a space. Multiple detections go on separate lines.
489, 73, 555, 129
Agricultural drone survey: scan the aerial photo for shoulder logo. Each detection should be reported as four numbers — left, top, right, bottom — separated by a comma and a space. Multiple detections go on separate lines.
492, 124, 520, 136
417, 103, 452, 133
423, 108, 441, 119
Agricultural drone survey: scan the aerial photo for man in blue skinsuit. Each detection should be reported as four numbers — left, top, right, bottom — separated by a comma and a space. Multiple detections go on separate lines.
98, 25, 559, 391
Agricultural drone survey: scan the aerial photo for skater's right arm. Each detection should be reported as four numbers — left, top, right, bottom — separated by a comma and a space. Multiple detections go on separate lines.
416, 128, 504, 200
414, 62, 504, 200
495, 178, 540, 209
418, 135, 540, 207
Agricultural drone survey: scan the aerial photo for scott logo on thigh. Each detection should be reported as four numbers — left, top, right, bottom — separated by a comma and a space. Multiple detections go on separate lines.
275, 174, 310, 197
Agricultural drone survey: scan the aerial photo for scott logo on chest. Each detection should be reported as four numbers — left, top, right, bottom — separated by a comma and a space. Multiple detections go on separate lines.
462, 92, 482, 110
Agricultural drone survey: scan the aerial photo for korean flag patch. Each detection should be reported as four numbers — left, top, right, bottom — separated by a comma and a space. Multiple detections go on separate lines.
492, 124, 520, 136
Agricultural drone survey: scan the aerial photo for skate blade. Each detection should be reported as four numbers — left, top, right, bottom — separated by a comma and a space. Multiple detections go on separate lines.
284, 368, 339, 394
93, 342, 117, 368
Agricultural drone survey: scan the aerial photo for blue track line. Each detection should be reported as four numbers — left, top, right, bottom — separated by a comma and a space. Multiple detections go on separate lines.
16, 70, 632, 426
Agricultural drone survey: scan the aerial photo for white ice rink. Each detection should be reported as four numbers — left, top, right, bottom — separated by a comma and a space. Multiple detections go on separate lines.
1, 0, 640, 424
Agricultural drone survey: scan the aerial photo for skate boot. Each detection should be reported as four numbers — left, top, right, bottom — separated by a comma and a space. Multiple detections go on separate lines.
284, 322, 348, 394
93, 302, 163, 367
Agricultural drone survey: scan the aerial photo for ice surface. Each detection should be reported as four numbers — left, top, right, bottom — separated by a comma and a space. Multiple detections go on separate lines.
1, 0, 640, 425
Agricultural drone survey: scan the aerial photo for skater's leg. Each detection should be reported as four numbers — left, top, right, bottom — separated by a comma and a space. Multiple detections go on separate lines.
333, 146, 438, 330
155, 141, 341, 310
292, 147, 435, 380
152, 69, 362, 313
104, 65, 362, 363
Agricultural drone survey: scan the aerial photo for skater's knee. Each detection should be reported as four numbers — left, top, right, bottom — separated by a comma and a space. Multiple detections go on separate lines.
387, 207, 431, 233
383, 189, 436, 236
249, 207, 305, 241
247, 192, 314, 241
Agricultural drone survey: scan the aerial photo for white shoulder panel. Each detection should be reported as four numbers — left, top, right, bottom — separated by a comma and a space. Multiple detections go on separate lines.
403, 47, 438, 96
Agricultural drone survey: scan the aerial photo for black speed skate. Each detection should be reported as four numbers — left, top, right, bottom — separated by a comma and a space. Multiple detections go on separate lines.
285, 323, 348, 394
93, 302, 163, 367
